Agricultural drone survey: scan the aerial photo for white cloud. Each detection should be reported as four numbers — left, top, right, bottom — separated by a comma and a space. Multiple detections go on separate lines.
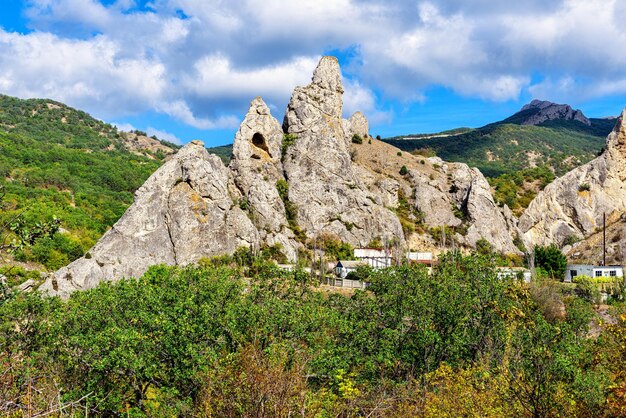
112, 122, 135, 132
146, 127, 182, 144
0, 0, 625, 135
343, 79, 391, 124
0, 29, 167, 116
156, 100, 239, 130
185, 55, 320, 103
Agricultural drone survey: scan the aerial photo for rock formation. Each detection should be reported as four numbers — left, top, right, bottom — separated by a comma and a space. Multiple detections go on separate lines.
282, 57, 404, 245
519, 110, 626, 246
40, 141, 258, 298
406, 160, 520, 253
229, 97, 298, 260
41, 56, 525, 298
519, 99, 590, 126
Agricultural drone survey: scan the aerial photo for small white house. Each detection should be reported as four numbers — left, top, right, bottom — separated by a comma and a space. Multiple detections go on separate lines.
334, 260, 367, 279
565, 264, 624, 283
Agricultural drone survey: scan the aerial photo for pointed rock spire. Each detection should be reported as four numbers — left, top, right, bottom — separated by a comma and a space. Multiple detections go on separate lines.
312, 56, 343, 93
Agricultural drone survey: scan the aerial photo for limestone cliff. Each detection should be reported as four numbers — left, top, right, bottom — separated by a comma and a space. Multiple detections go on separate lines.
519, 110, 626, 246
282, 57, 405, 246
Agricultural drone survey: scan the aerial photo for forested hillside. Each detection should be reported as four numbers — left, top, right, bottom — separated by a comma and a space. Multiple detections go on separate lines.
384, 121, 612, 178
0, 95, 176, 274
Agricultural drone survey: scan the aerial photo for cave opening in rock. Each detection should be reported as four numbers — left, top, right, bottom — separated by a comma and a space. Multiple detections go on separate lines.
251, 132, 271, 157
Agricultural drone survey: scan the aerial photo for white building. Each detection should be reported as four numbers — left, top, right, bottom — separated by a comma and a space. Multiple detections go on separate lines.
353, 248, 393, 268
565, 264, 624, 283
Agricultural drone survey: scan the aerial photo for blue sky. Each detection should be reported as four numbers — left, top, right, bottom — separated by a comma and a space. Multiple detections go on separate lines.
1, 0, 625, 146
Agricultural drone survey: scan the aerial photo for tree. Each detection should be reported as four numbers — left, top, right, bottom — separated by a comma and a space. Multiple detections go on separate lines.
534, 244, 567, 280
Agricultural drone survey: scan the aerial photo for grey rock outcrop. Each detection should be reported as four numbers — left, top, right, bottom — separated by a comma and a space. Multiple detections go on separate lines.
229, 97, 298, 260
519, 99, 590, 126
407, 162, 520, 253
344, 111, 369, 141
40, 141, 258, 298
519, 110, 626, 246
282, 56, 404, 245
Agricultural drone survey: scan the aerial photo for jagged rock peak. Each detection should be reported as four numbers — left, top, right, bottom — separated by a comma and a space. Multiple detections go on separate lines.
40, 138, 258, 298
605, 108, 626, 153
312, 56, 343, 93
232, 96, 282, 163
520, 99, 590, 126
283, 56, 344, 135
249, 96, 271, 115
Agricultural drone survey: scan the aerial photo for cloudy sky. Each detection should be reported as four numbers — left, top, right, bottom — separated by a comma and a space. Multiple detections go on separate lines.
1, 0, 625, 146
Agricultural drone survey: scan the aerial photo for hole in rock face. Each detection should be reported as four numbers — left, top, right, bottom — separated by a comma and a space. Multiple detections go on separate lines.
251, 132, 271, 157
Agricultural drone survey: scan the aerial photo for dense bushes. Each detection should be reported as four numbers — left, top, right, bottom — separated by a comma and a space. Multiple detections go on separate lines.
1, 253, 623, 416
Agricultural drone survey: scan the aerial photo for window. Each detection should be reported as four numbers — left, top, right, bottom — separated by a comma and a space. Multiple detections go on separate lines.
610, 270, 617, 277
570, 270, 577, 278
595, 270, 602, 277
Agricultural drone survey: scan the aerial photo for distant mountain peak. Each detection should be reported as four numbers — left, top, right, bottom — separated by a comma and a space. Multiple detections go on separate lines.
517, 99, 590, 126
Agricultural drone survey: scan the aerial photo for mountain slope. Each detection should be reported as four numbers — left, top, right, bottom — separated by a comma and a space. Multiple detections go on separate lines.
0, 95, 177, 271
383, 101, 615, 178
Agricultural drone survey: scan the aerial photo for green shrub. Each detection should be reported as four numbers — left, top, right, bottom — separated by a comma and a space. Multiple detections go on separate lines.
399, 165, 408, 175
351, 134, 363, 144
535, 244, 567, 280
578, 183, 591, 192
281, 133, 297, 159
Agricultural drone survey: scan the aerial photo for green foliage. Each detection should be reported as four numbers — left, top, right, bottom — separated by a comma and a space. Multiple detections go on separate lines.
410, 147, 437, 157
535, 244, 567, 279
563, 234, 581, 246
281, 133, 298, 160
475, 237, 493, 255
579, 183, 591, 192
205, 144, 233, 165
489, 165, 555, 213
0, 253, 620, 416
276, 179, 304, 241
345, 264, 372, 281
260, 243, 288, 264
385, 122, 609, 178
313, 232, 354, 261
0, 95, 170, 269
238, 197, 250, 211
351, 134, 363, 144
429, 225, 457, 245
366, 237, 383, 250
399, 165, 408, 175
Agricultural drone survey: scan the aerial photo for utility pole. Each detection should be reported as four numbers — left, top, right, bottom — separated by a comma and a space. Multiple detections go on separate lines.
603, 212, 606, 266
